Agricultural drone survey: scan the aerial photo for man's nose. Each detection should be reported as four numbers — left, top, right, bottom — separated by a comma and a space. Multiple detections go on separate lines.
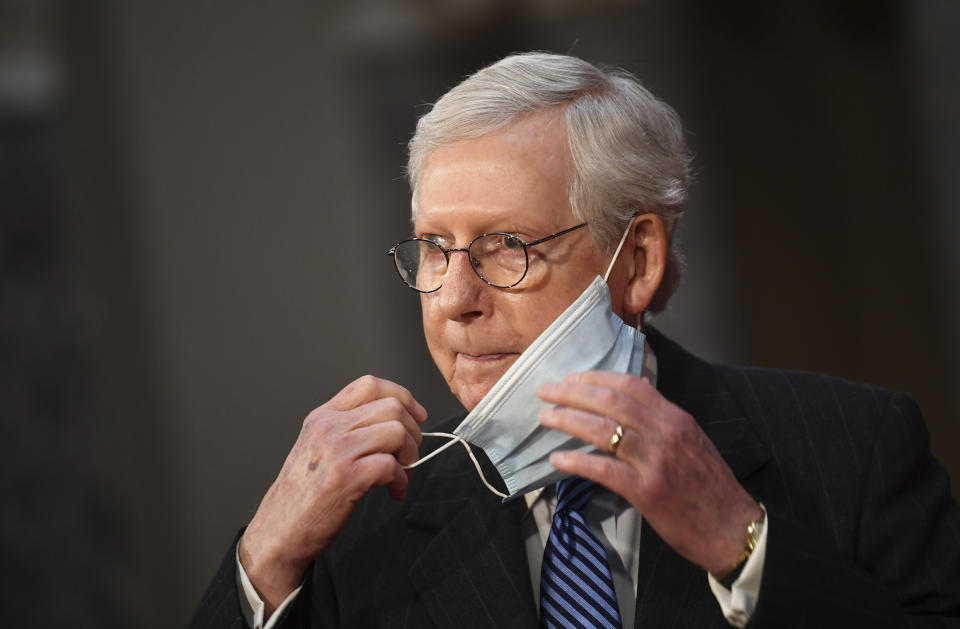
435, 249, 484, 319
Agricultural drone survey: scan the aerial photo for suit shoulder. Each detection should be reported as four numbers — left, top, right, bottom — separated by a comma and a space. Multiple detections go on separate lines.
716, 362, 901, 417
713, 362, 931, 469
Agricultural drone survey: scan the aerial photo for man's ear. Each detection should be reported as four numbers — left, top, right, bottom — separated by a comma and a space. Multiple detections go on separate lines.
623, 213, 667, 318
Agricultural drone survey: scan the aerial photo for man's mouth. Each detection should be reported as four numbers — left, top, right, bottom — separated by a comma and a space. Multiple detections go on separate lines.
460, 352, 518, 362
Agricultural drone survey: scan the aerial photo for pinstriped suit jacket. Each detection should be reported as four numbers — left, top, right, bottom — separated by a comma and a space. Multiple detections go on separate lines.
189, 328, 960, 628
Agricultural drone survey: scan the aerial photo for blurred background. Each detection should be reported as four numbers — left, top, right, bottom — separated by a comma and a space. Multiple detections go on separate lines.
1, 0, 957, 626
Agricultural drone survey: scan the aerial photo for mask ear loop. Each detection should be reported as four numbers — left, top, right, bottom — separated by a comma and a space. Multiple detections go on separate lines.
403, 432, 509, 499
603, 217, 635, 283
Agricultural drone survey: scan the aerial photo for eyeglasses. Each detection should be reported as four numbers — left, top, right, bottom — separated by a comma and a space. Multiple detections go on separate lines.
387, 223, 587, 293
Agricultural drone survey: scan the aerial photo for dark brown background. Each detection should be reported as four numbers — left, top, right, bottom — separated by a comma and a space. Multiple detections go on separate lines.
1, 1, 957, 627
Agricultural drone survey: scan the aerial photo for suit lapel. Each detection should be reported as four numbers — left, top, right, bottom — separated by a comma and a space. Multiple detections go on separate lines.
633, 329, 771, 626
405, 445, 538, 629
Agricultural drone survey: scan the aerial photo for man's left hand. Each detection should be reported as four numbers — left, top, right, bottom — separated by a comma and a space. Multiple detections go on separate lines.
538, 370, 763, 576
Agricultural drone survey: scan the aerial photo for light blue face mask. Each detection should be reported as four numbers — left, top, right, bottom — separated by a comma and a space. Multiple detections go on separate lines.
406, 221, 645, 501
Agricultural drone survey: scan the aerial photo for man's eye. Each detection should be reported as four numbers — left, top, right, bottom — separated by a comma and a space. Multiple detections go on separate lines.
502, 235, 524, 250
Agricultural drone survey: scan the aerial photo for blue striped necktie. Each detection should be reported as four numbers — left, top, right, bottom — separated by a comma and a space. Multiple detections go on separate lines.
540, 477, 623, 629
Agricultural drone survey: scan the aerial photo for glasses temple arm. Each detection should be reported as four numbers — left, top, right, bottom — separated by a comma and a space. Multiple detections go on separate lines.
524, 222, 588, 247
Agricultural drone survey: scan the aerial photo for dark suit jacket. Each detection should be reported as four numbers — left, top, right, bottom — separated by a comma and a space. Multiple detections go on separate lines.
189, 329, 960, 628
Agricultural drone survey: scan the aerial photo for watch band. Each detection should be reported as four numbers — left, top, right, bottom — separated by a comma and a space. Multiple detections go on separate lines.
713, 503, 766, 588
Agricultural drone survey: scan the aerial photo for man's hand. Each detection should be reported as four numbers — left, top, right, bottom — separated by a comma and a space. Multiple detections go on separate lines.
538, 370, 762, 576
239, 375, 427, 616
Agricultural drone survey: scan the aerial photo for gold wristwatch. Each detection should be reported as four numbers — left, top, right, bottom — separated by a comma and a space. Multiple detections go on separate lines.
713, 505, 765, 587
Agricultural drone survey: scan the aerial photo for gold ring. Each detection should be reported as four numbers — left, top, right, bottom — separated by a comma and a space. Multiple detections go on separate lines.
609, 424, 624, 454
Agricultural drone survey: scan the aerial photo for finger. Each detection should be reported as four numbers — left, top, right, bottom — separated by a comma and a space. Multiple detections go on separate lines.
538, 380, 646, 431
539, 405, 621, 453
541, 406, 648, 464
386, 458, 410, 501
352, 453, 409, 501
549, 450, 639, 501
329, 375, 428, 423
562, 370, 661, 409
346, 421, 417, 464
350, 396, 424, 447
395, 431, 420, 467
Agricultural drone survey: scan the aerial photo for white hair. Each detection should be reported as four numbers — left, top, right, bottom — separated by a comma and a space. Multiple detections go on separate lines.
407, 52, 691, 313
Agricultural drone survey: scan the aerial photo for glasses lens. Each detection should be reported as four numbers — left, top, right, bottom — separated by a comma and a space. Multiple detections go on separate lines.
470, 234, 528, 287
394, 239, 446, 292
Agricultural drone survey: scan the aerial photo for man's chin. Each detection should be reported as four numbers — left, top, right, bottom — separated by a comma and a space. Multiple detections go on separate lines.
450, 354, 519, 410
453, 378, 501, 412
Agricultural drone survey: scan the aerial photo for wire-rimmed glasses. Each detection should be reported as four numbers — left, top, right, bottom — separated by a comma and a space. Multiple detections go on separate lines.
387, 223, 587, 293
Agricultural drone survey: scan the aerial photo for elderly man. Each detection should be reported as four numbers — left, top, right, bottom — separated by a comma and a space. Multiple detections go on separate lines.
190, 53, 960, 628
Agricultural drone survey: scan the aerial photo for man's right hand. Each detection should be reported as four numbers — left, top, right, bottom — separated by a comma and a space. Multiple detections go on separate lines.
237, 375, 427, 615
